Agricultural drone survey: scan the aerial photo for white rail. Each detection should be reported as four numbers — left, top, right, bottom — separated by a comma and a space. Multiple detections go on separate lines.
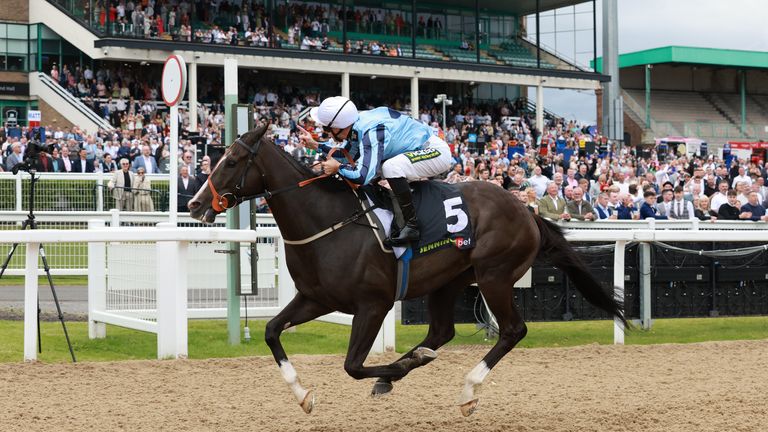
1, 222, 395, 361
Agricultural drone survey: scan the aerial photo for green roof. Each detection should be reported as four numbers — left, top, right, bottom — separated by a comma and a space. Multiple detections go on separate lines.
593, 46, 768, 72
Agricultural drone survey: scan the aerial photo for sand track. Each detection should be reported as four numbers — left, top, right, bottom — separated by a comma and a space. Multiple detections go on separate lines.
1, 340, 766, 432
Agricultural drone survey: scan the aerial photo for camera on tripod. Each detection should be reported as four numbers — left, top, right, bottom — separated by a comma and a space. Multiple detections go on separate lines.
11, 128, 49, 175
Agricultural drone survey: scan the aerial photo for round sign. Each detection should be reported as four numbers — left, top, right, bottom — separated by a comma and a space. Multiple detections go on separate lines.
162, 55, 187, 107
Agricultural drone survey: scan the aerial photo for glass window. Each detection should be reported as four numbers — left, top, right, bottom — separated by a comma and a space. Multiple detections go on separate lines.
7, 24, 28, 39
7, 40, 27, 54
42, 39, 60, 53
6, 54, 26, 71
0, 24, 6, 39
41, 25, 59, 39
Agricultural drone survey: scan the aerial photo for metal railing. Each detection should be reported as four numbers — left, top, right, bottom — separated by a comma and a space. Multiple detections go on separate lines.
35, 73, 114, 131
0, 221, 396, 361
0, 172, 169, 212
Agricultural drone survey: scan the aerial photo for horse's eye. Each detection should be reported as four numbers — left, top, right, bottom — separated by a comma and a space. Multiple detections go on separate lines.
226, 160, 237, 167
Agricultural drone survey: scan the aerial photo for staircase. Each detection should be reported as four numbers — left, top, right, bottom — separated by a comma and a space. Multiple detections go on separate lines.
702, 93, 740, 128
30, 73, 114, 134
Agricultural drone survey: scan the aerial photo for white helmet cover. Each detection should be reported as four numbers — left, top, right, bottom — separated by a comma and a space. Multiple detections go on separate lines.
309, 96, 359, 129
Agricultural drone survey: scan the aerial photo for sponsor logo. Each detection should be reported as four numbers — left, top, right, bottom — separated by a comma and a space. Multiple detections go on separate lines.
405, 148, 441, 163
454, 237, 471, 248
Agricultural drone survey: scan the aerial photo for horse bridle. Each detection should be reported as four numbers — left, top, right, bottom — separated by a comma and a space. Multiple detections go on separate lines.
207, 137, 261, 213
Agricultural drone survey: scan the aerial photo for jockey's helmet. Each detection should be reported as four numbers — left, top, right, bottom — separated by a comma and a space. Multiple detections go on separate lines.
310, 96, 359, 130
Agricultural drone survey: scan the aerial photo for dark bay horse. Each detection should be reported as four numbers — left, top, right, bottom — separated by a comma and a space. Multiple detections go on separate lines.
188, 125, 625, 416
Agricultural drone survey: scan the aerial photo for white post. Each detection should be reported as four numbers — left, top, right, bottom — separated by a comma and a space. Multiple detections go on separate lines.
189, 60, 198, 132
639, 242, 652, 330
96, 171, 104, 211
276, 238, 296, 309
156, 223, 188, 359
169, 104, 179, 226
410, 76, 419, 120
15, 175, 22, 211
613, 240, 626, 345
371, 306, 396, 353
24, 242, 40, 361
341, 72, 350, 98
88, 219, 107, 339
536, 81, 544, 131
110, 208, 120, 227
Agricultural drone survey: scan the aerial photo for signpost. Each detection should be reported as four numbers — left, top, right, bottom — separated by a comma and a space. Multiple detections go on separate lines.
27, 110, 41, 128
161, 55, 188, 226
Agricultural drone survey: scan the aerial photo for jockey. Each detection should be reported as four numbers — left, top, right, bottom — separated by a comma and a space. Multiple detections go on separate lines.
299, 96, 453, 246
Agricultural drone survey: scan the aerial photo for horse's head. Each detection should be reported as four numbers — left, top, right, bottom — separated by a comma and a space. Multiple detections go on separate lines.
188, 124, 269, 223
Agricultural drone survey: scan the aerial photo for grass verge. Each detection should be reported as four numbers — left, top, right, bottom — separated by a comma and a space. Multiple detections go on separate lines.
0, 316, 766, 363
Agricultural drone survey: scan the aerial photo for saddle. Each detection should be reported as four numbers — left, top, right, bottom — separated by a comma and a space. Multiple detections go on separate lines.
357, 180, 475, 257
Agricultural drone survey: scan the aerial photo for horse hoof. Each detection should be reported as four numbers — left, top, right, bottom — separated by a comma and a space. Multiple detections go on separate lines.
459, 399, 479, 417
371, 381, 394, 398
414, 347, 438, 364
300, 390, 315, 414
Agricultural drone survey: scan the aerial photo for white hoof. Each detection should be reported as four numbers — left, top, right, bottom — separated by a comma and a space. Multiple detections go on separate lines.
459, 399, 479, 417
300, 390, 315, 414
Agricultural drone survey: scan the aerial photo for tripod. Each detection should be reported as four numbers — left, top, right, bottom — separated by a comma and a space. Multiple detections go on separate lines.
0, 170, 76, 362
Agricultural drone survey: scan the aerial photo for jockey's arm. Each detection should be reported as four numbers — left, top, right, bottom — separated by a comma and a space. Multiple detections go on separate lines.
338, 126, 386, 185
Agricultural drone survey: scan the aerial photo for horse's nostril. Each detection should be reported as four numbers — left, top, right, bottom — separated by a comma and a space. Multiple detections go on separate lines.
188, 200, 200, 210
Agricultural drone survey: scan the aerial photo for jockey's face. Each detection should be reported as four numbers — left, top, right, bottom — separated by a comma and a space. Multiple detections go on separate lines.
328, 125, 352, 142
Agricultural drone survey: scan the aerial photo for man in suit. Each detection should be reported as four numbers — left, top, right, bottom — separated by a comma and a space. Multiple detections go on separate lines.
656, 189, 674, 217
537, 182, 570, 221
71, 148, 94, 173
59, 146, 74, 172
132, 144, 159, 173
640, 190, 668, 220
178, 165, 199, 212
4, 143, 23, 171
668, 186, 695, 220
593, 192, 615, 220
566, 187, 594, 221
108, 158, 135, 211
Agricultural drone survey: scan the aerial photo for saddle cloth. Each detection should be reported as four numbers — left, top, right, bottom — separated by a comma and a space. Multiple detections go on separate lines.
359, 180, 475, 259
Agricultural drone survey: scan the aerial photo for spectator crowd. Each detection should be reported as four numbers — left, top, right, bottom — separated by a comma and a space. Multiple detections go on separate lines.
4, 76, 768, 221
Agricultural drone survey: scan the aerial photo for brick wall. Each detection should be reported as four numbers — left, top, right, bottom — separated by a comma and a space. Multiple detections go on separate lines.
0, 71, 28, 83
0, 0, 29, 22
38, 99, 74, 130
623, 112, 644, 148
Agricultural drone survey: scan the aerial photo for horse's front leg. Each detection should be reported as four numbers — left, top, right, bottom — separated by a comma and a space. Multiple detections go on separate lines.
265, 292, 331, 414
343, 302, 430, 382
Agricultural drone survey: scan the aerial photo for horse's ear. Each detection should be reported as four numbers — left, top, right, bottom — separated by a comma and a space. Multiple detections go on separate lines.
253, 123, 269, 140
240, 123, 269, 147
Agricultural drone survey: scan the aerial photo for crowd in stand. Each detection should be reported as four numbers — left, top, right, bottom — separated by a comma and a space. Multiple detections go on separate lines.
86, 0, 465, 58
5, 78, 768, 220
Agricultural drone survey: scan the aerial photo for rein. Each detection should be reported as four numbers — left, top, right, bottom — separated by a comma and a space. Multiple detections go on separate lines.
208, 138, 352, 212
207, 137, 366, 244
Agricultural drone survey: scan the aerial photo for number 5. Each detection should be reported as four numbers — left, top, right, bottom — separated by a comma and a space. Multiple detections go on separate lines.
444, 196, 468, 233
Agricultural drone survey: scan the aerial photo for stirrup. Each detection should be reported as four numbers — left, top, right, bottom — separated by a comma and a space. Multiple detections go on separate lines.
386, 226, 420, 246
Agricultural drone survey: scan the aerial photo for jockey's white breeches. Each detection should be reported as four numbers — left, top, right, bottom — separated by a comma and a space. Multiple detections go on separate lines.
381, 135, 453, 181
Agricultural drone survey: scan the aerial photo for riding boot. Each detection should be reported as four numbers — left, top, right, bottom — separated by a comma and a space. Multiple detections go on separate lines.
386, 177, 420, 246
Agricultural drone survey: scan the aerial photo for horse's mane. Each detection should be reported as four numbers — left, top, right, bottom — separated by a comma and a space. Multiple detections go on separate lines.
259, 135, 353, 195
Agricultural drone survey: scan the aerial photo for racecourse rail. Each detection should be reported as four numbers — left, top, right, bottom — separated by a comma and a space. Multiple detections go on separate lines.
1, 213, 768, 362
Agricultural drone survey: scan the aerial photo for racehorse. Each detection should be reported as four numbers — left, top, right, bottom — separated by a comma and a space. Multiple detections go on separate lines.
188, 125, 626, 416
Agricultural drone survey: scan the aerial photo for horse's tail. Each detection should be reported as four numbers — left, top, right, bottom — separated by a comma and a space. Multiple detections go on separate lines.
534, 216, 628, 326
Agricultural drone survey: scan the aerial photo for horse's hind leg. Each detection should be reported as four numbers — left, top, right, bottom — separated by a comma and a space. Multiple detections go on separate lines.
372, 269, 474, 397
265, 292, 332, 414
457, 266, 528, 416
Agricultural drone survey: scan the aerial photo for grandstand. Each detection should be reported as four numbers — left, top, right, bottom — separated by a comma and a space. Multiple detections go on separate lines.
0, 0, 605, 133
595, 46, 768, 150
